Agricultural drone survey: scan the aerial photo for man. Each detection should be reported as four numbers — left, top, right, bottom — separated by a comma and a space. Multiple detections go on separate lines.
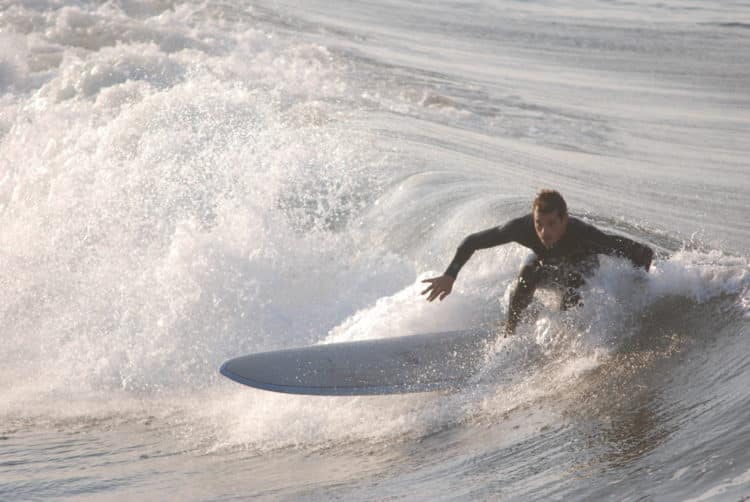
420, 189, 654, 336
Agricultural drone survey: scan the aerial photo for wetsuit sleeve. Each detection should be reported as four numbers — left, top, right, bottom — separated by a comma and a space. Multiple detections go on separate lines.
444, 218, 523, 279
584, 225, 654, 271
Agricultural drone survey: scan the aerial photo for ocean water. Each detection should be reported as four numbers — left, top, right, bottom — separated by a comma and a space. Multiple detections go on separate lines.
1, 0, 749, 500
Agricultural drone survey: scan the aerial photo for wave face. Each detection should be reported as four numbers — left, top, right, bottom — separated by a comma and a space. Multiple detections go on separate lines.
1, 0, 748, 500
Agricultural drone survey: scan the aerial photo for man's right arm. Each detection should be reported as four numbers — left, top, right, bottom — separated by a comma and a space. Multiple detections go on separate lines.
444, 220, 519, 279
422, 217, 523, 302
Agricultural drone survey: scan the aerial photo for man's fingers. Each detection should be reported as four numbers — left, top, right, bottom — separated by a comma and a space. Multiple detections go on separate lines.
420, 280, 434, 295
428, 287, 449, 302
421, 277, 451, 302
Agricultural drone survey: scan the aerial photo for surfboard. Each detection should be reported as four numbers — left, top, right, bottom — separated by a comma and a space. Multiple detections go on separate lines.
219, 328, 498, 395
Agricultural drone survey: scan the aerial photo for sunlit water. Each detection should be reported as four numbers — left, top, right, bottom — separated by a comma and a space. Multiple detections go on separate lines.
1, 0, 749, 500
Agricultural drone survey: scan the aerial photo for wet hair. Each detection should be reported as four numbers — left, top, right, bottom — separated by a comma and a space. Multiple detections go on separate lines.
532, 189, 567, 218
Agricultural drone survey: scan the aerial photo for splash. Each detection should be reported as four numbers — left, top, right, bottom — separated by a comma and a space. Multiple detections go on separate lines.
0, 1, 398, 417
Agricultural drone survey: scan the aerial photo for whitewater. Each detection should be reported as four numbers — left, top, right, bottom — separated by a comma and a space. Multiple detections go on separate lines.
1, 0, 748, 500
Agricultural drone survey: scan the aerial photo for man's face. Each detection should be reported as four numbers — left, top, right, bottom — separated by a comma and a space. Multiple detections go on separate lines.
534, 209, 568, 249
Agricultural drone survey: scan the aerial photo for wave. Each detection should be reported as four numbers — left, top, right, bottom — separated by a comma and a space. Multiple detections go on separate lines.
1, 1, 748, 465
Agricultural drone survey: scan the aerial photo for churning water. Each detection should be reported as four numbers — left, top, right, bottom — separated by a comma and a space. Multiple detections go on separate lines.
1, 0, 749, 500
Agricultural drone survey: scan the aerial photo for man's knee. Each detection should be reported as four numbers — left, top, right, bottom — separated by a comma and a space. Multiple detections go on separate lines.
511, 256, 542, 303
518, 255, 542, 286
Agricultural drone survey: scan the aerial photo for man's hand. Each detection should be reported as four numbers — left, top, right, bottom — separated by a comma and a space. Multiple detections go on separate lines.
634, 245, 654, 271
420, 275, 455, 302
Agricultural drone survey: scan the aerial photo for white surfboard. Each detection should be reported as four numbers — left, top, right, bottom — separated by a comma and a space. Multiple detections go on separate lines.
219, 328, 498, 395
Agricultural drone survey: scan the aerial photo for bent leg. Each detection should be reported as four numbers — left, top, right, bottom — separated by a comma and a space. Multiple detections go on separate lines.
505, 255, 544, 336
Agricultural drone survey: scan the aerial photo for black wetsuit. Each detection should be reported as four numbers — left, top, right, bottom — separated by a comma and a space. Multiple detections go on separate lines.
444, 214, 654, 328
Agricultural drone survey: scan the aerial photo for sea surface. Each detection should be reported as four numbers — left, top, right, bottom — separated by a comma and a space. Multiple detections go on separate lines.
1, 0, 749, 500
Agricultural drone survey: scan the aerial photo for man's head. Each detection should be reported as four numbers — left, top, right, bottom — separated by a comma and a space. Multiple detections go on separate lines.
532, 189, 568, 249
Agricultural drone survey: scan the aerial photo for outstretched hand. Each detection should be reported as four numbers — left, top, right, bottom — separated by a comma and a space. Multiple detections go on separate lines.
420, 274, 455, 302
635, 246, 654, 271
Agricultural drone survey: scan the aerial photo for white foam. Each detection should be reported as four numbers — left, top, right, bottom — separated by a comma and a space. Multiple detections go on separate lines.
2, 0, 749, 455
0, 0, 394, 418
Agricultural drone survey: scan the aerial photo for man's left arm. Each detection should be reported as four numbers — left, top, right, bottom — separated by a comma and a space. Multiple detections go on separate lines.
585, 225, 654, 271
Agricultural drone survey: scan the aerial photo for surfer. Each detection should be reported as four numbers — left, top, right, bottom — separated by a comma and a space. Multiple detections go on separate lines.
420, 189, 654, 337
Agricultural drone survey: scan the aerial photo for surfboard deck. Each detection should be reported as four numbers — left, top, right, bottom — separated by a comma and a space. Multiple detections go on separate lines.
219, 328, 498, 395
